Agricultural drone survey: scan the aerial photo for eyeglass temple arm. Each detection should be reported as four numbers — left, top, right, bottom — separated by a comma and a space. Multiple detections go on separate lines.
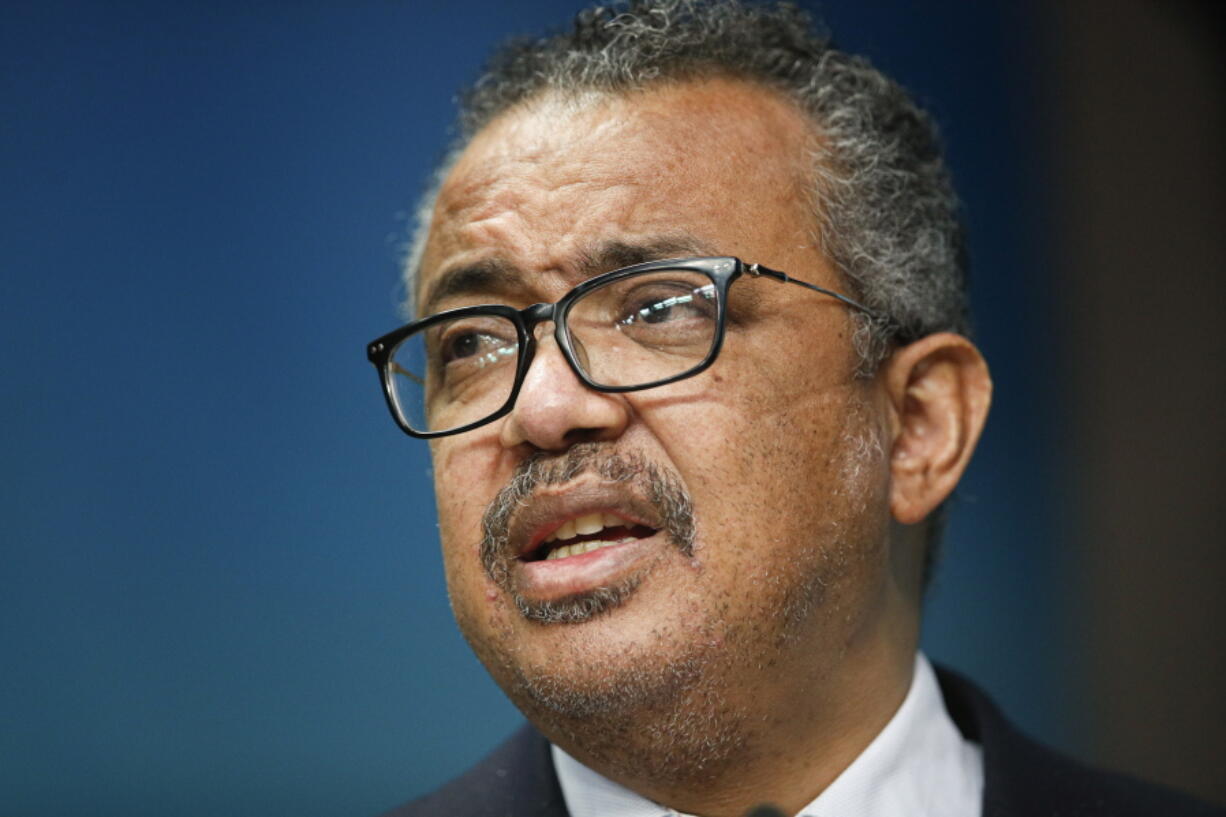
746, 263, 878, 318
391, 361, 424, 386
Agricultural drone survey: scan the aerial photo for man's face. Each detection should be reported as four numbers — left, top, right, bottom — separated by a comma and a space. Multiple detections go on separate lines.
418, 80, 897, 749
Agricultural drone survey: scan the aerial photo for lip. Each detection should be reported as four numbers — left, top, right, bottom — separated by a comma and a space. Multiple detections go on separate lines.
515, 531, 665, 601
510, 482, 664, 559
521, 509, 657, 561
501, 479, 669, 603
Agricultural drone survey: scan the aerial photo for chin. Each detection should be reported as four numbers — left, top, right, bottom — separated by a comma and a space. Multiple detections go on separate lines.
465, 573, 699, 704
475, 595, 757, 787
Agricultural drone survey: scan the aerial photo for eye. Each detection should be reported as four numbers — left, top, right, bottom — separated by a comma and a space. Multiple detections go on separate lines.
442, 330, 485, 361
618, 283, 716, 327
427, 317, 518, 371
440, 332, 514, 365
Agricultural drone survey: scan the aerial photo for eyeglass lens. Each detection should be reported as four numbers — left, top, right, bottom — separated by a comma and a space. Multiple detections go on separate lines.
388, 268, 720, 434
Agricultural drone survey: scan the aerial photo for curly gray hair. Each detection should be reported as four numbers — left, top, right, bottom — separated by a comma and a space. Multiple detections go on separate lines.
402, 0, 971, 581
403, 0, 970, 374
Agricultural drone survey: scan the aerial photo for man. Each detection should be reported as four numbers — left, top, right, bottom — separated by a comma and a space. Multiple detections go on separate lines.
365, 1, 1222, 815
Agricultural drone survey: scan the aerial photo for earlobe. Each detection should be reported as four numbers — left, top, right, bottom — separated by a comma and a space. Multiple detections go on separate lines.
883, 333, 992, 524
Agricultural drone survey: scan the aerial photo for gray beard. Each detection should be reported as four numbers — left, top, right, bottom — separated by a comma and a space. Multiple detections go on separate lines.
465, 406, 886, 791
472, 443, 747, 780
509, 638, 749, 786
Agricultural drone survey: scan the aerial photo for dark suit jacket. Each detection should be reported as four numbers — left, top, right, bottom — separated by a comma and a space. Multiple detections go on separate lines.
382, 667, 1224, 816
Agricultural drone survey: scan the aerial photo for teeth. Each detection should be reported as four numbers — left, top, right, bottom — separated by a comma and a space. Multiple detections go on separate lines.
537, 512, 652, 559
544, 537, 637, 560
543, 512, 633, 543
574, 513, 604, 535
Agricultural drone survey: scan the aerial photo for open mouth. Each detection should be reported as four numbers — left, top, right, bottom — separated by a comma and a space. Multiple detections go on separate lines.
521, 512, 658, 563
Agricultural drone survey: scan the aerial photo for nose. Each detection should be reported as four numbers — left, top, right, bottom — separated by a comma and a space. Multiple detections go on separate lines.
499, 323, 630, 452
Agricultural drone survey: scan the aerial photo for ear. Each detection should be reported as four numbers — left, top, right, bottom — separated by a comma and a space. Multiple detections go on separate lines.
881, 333, 992, 525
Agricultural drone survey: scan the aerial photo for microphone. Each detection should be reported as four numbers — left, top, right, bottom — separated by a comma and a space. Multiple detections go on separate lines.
742, 805, 787, 817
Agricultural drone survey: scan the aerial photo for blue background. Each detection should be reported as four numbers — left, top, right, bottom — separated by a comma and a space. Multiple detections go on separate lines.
2, 2, 1064, 815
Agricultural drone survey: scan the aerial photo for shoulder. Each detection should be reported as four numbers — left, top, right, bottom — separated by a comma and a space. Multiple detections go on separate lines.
377, 723, 569, 817
935, 666, 1225, 817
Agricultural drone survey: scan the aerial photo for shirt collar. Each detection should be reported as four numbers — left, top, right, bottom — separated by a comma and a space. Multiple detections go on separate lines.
551, 653, 983, 817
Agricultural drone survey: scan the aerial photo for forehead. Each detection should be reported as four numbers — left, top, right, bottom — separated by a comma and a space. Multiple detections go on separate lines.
418, 78, 819, 304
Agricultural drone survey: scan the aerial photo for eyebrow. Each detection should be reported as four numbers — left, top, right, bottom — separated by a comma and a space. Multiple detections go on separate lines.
418, 258, 519, 317
419, 234, 717, 317
575, 236, 715, 277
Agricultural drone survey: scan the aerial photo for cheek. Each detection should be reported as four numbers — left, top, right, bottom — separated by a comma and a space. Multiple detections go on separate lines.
430, 442, 506, 604
663, 362, 843, 480
430, 437, 503, 538
435, 470, 522, 656
651, 364, 869, 554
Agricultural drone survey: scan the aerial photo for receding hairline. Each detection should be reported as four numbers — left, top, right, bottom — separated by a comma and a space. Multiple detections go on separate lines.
410, 75, 833, 311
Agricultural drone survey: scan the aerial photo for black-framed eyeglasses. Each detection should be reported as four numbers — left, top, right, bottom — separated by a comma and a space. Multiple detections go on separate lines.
366, 256, 876, 439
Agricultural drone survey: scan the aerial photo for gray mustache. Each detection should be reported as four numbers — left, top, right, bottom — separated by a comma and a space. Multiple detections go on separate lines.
479, 443, 696, 587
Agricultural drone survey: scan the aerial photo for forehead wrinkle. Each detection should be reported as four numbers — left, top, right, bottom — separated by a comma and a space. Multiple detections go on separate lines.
425, 234, 722, 316
423, 80, 824, 317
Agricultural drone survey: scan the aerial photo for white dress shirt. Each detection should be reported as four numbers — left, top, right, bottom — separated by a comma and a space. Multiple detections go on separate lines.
552, 653, 984, 817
